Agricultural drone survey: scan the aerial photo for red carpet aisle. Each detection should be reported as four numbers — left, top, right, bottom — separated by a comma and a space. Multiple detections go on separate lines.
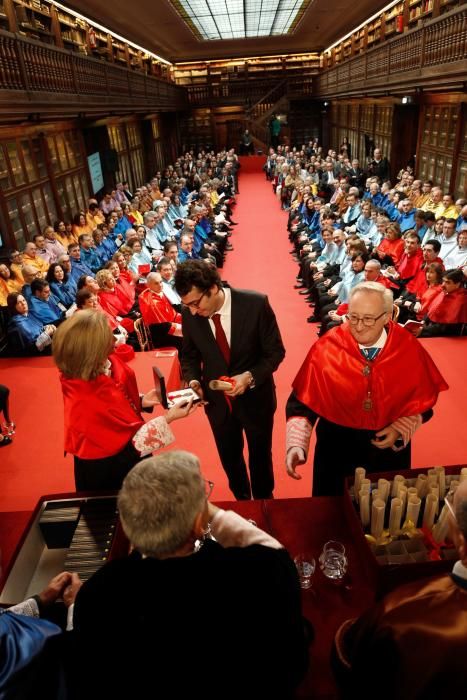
0, 155, 466, 513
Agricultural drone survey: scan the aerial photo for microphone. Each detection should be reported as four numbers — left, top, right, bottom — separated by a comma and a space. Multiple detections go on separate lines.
208, 379, 233, 391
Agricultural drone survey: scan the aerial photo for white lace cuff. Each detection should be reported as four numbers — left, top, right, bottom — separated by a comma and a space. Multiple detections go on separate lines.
286, 417, 313, 459
132, 416, 175, 457
8, 598, 40, 618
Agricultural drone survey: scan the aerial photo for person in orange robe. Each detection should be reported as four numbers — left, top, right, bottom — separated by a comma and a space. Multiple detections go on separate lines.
285, 281, 448, 496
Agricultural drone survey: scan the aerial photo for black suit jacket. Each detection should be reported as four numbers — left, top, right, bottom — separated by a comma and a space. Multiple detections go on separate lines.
181, 287, 285, 427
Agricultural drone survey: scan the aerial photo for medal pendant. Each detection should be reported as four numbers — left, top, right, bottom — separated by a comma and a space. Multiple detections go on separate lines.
363, 365, 371, 377
363, 398, 373, 411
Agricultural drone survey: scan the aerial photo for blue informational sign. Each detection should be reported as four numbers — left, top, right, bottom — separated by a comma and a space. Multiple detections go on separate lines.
87, 152, 104, 194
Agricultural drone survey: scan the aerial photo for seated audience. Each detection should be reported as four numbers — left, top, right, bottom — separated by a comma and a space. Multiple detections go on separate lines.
66, 450, 309, 699
417, 268, 467, 337
46, 263, 76, 308
0, 263, 22, 306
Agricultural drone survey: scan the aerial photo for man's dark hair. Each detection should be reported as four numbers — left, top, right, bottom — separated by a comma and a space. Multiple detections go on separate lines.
174, 260, 221, 297
163, 240, 178, 253
424, 239, 441, 254
156, 256, 171, 270
444, 269, 464, 284
31, 278, 49, 295
424, 211, 436, 223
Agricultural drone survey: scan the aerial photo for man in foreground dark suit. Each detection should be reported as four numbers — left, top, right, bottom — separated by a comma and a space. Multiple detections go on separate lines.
175, 261, 285, 499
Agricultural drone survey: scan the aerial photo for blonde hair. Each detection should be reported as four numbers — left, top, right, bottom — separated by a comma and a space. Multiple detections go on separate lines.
53, 310, 114, 380
95, 269, 113, 290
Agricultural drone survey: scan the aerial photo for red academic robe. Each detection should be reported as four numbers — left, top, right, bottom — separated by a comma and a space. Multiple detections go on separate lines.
427, 288, 467, 324
417, 284, 442, 320
292, 321, 448, 431
406, 257, 444, 297
60, 352, 144, 459
139, 288, 181, 332
115, 277, 135, 314
376, 238, 405, 265
396, 248, 423, 280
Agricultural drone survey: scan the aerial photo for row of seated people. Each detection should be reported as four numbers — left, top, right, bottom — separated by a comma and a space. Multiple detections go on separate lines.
276, 144, 466, 337
0, 148, 240, 356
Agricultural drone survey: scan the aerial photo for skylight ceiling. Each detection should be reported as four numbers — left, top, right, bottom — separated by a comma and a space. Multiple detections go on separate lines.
171, 0, 311, 41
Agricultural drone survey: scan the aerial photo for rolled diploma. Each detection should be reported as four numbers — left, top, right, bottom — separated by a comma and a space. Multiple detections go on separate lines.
378, 478, 390, 503
407, 487, 418, 500
354, 467, 366, 496
371, 489, 381, 504
460, 468, 467, 483
423, 493, 437, 530
430, 485, 440, 515
359, 479, 371, 506
432, 504, 450, 543
406, 494, 421, 525
434, 467, 446, 497
415, 473, 428, 498
371, 498, 385, 539
391, 475, 406, 498
449, 480, 460, 495
399, 486, 408, 516
359, 491, 370, 527
389, 497, 402, 536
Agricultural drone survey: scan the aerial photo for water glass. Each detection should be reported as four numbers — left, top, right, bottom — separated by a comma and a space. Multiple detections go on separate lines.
294, 554, 316, 589
319, 540, 348, 582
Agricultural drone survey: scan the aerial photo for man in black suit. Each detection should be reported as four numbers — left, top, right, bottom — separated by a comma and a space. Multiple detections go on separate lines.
174, 261, 285, 500
319, 162, 338, 202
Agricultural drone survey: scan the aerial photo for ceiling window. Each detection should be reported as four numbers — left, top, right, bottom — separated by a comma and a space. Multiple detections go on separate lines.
171, 0, 311, 40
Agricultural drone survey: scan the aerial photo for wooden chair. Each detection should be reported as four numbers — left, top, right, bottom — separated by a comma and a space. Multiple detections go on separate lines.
134, 317, 153, 352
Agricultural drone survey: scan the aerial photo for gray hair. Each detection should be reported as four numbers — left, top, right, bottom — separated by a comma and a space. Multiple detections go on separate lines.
143, 211, 155, 224
349, 281, 393, 313
365, 259, 381, 270
118, 451, 205, 558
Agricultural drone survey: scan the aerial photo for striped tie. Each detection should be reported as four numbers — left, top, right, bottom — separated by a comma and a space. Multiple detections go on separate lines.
361, 347, 380, 362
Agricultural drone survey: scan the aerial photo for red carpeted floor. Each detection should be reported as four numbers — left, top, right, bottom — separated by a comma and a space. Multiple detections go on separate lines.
0, 154, 466, 514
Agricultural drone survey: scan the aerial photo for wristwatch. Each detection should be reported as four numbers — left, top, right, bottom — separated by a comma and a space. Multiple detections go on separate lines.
245, 371, 255, 389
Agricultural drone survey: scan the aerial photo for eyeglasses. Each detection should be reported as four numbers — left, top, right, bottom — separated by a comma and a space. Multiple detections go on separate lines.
346, 311, 387, 327
204, 478, 214, 500
183, 291, 207, 309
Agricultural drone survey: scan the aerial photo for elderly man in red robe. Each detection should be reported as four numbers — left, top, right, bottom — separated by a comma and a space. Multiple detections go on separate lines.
138, 271, 182, 351
286, 281, 448, 496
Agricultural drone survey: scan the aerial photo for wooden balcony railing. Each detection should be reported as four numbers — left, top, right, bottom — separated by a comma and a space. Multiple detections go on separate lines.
315, 6, 467, 97
186, 76, 314, 107
0, 29, 187, 116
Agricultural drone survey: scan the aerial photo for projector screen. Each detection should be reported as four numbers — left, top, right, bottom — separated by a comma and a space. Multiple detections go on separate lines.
87, 152, 104, 194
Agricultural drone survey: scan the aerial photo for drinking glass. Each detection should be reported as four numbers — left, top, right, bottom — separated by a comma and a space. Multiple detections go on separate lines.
294, 554, 316, 589
319, 540, 348, 582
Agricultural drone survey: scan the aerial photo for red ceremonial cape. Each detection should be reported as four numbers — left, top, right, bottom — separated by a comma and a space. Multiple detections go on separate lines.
377, 238, 405, 265
115, 278, 134, 314
292, 321, 448, 431
417, 284, 442, 320
427, 288, 467, 324
406, 258, 444, 297
397, 248, 423, 280
60, 352, 144, 459
139, 288, 181, 327
375, 274, 398, 290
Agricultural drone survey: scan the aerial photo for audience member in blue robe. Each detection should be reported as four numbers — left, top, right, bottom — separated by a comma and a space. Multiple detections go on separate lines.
6, 292, 56, 355
29, 279, 63, 325
46, 263, 75, 308
68, 244, 93, 286
79, 234, 102, 273
397, 200, 417, 233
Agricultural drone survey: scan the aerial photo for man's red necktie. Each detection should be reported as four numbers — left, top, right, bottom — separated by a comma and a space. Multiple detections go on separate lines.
211, 313, 230, 365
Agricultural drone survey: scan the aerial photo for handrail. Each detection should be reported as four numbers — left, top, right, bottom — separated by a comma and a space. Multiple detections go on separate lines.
246, 78, 288, 116
315, 5, 467, 97
0, 28, 186, 112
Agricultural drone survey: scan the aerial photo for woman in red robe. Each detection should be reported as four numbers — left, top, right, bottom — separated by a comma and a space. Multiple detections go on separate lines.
374, 223, 405, 266
53, 311, 194, 491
